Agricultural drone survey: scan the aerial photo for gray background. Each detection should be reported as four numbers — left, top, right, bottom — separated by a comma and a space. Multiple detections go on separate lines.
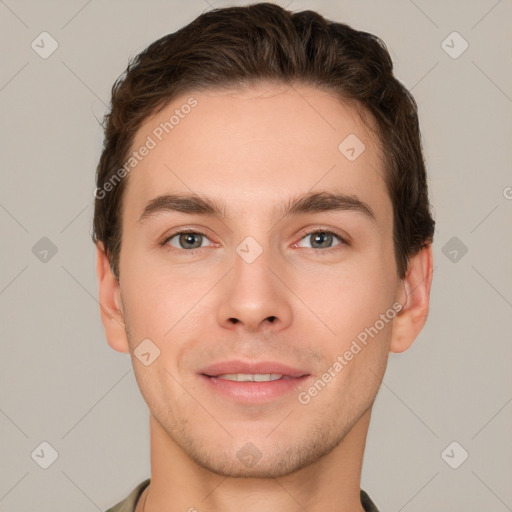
0, 0, 511, 510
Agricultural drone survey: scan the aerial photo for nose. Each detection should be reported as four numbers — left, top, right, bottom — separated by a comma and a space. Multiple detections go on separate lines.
216, 243, 293, 333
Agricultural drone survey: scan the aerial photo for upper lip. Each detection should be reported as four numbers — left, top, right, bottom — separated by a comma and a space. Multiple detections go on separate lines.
199, 360, 309, 378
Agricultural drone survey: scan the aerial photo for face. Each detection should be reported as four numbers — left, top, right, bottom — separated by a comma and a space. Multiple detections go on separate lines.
111, 83, 405, 477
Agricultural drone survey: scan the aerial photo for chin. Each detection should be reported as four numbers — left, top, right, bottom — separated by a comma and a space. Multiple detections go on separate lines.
174, 426, 346, 479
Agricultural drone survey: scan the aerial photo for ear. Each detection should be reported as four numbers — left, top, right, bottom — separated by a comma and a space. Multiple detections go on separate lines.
95, 241, 130, 353
390, 244, 434, 353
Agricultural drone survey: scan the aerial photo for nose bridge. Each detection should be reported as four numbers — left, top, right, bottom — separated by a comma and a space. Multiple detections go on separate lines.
216, 232, 292, 331
233, 234, 274, 289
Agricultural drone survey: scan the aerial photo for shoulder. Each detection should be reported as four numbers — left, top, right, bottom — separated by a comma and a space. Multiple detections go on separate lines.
105, 479, 151, 512
360, 489, 381, 512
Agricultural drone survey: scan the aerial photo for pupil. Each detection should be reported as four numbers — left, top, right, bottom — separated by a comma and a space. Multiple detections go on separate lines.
181, 233, 201, 249
313, 232, 331, 248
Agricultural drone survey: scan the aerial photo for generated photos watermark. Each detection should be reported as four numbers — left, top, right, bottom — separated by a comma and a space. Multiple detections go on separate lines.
297, 301, 403, 405
94, 97, 198, 200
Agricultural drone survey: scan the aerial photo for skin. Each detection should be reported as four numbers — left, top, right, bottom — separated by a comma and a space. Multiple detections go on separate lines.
96, 83, 433, 512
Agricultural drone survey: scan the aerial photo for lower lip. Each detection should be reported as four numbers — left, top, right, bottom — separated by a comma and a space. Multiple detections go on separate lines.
199, 374, 311, 403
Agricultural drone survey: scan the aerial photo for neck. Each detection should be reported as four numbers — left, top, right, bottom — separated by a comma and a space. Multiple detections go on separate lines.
141, 409, 372, 512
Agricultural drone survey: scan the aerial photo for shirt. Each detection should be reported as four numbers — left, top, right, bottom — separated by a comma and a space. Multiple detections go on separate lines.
105, 478, 381, 512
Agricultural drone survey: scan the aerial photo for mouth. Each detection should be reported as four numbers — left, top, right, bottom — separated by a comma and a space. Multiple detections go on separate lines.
209, 373, 290, 382
198, 361, 311, 403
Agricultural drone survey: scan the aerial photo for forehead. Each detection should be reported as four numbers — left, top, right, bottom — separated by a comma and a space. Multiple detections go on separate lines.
123, 83, 389, 224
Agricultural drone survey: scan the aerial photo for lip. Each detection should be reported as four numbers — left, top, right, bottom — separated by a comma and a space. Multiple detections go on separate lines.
198, 360, 309, 378
200, 374, 311, 403
198, 360, 311, 403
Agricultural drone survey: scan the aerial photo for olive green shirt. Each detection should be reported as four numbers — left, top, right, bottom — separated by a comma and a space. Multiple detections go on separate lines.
105, 479, 381, 511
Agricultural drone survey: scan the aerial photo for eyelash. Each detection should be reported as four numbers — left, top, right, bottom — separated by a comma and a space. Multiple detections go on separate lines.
160, 228, 349, 254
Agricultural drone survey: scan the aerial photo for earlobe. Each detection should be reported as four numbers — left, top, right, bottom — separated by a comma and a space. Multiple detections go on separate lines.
389, 244, 434, 353
95, 242, 130, 354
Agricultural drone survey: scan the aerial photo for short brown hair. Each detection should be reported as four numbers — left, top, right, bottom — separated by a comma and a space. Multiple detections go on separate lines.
92, 2, 435, 280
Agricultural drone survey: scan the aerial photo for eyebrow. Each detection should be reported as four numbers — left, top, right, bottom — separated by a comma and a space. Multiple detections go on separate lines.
137, 191, 376, 224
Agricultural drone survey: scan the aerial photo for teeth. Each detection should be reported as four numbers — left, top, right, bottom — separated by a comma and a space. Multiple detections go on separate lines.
216, 373, 283, 382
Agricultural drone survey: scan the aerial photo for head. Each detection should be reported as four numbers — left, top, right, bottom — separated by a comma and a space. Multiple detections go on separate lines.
93, 3, 434, 478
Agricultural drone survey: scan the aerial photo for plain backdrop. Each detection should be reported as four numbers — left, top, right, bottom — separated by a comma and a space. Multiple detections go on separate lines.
0, 1, 511, 511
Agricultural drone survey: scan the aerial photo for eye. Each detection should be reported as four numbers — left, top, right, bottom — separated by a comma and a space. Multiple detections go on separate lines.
162, 231, 212, 251
295, 229, 347, 250
160, 228, 348, 253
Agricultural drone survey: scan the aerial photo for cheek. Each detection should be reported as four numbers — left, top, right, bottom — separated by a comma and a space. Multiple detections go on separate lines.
122, 286, 171, 340
120, 222, 398, 340
120, 268, 217, 381
120, 252, 201, 338
293, 253, 398, 342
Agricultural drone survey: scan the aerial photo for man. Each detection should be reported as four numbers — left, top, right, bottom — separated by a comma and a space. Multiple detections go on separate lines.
93, 3, 435, 511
